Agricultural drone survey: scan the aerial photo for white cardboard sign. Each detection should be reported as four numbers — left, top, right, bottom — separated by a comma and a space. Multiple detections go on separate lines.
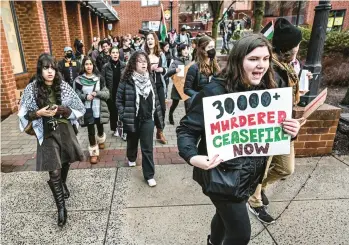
203, 87, 293, 161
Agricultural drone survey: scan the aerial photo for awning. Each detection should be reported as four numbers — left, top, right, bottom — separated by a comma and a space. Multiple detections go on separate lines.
86, 0, 119, 21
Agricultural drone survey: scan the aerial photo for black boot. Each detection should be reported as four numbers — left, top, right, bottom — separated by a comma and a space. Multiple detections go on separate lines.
207, 235, 214, 245
61, 163, 70, 199
48, 179, 67, 227
169, 112, 174, 125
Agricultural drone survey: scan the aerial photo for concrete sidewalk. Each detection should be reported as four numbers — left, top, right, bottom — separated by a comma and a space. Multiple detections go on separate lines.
2, 155, 349, 244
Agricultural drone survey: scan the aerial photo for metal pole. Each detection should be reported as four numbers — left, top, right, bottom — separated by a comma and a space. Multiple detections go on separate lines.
299, 1, 332, 107
296, 1, 302, 26
170, 1, 173, 30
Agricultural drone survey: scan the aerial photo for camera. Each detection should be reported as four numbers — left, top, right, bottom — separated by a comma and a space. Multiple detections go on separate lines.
47, 117, 58, 131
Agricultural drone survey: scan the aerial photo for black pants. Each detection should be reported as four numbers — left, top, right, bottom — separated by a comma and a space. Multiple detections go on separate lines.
107, 99, 118, 131
87, 118, 104, 146
156, 83, 166, 129
169, 99, 189, 115
126, 119, 155, 180
210, 200, 251, 245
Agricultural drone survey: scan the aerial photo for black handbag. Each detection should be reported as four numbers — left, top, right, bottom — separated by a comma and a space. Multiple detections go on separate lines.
196, 164, 241, 197
79, 84, 96, 127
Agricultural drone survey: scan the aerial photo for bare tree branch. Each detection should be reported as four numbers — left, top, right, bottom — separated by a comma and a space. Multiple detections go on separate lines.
218, 1, 237, 23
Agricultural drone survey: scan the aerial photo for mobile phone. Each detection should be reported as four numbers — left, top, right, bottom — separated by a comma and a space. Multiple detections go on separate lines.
48, 105, 57, 110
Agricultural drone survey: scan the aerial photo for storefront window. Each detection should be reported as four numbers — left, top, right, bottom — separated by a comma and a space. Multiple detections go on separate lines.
0, 0, 25, 74
327, 10, 346, 32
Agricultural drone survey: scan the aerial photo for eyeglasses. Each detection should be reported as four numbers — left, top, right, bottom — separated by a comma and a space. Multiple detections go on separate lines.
137, 60, 147, 64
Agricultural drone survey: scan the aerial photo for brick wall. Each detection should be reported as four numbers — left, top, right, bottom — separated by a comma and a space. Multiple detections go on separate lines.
1, 18, 18, 117
100, 18, 106, 38
66, 1, 85, 54
13, 1, 50, 77
43, 0, 71, 60
112, 0, 179, 36
304, 1, 349, 30
293, 104, 341, 157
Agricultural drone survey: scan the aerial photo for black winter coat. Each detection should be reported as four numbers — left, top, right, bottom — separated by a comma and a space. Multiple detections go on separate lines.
177, 76, 267, 202
101, 60, 126, 99
184, 63, 210, 97
58, 58, 81, 86
116, 75, 164, 133
96, 52, 111, 72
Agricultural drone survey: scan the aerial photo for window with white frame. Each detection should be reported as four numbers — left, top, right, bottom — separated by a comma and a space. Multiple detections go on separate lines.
141, 0, 159, 7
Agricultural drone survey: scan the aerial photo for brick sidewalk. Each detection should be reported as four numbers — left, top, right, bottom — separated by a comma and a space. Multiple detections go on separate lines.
1, 82, 188, 173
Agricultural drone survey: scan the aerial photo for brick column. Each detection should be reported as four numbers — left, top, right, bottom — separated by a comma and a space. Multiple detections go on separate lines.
88, 11, 94, 42
92, 14, 100, 38
43, 0, 71, 60
13, 1, 50, 76
66, 1, 85, 54
1, 18, 18, 117
100, 18, 106, 38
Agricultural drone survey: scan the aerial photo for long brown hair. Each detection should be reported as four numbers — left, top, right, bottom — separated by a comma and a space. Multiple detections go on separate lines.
121, 50, 151, 82
195, 36, 220, 77
144, 31, 161, 57
219, 34, 276, 93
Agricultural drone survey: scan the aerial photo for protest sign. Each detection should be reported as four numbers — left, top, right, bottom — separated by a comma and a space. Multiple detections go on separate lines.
203, 87, 293, 161
171, 62, 194, 101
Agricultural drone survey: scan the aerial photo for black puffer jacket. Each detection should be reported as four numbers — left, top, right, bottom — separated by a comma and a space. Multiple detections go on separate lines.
96, 52, 111, 72
184, 63, 210, 97
101, 60, 126, 94
116, 75, 164, 132
177, 76, 267, 202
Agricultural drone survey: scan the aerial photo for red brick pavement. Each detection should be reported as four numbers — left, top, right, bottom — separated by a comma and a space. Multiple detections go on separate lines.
1, 147, 185, 173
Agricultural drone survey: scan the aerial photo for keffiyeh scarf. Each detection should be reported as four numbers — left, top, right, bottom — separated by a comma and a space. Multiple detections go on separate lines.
18, 80, 86, 145
132, 71, 156, 119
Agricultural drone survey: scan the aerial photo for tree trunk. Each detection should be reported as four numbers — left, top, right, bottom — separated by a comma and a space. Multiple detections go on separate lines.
209, 1, 223, 45
341, 87, 349, 106
253, 1, 265, 33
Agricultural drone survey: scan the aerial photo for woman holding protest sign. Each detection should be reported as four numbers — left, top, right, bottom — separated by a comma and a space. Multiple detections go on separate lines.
177, 34, 301, 244
165, 43, 192, 124
184, 36, 220, 110
18, 53, 86, 227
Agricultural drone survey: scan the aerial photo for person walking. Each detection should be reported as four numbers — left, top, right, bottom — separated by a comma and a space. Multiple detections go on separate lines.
248, 18, 307, 224
177, 34, 301, 245
96, 40, 111, 72
184, 36, 220, 108
144, 31, 168, 144
116, 50, 164, 187
165, 44, 192, 124
101, 46, 126, 138
58, 47, 81, 87
167, 28, 177, 57
119, 35, 135, 63
161, 41, 173, 98
74, 57, 110, 164
18, 53, 86, 227
74, 39, 85, 64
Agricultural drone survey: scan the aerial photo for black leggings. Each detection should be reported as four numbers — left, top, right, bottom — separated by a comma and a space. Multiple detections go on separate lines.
210, 200, 251, 245
87, 119, 104, 146
169, 99, 189, 115
156, 83, 166, 128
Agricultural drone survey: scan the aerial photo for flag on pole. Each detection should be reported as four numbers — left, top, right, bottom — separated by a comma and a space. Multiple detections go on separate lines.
159, 3, 167, 42
261, 21, 274, 40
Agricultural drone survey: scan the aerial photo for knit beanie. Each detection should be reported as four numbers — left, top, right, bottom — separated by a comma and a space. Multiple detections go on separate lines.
272, 18, 302, 53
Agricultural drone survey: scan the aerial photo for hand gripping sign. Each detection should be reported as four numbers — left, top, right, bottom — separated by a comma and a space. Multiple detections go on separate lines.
203, 87, 293, 161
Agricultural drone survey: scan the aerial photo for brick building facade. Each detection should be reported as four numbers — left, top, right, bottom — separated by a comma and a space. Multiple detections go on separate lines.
112, 0, 179, 36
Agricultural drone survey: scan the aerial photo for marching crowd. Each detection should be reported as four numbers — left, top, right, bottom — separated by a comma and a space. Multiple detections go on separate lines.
19, 17, 309, 244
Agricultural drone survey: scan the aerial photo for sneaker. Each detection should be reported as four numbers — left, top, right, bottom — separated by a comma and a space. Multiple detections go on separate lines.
147, 178, 157, 187
248, 204, 275, 225
261, 190, 269, 206
128, 161, 136, 167
121, 133, 127, 141
113, 131, 119, 137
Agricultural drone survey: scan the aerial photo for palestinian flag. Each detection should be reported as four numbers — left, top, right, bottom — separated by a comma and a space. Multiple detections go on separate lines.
159, 3, 167, 42
261, 21, 274, 40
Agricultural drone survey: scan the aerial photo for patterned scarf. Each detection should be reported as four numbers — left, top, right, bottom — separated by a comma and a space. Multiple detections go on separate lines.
18, 80, 86, 145
132, 71, 155, 118
272, 54, 300, 105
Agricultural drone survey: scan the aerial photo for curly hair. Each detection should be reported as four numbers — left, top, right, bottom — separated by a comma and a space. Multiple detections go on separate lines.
218, 34, 276, 93
35, 53, 62, 108
80, 56, 100, 75
196, 36, 220, 76
144, 31, 161, 57
121, 50, 151, 82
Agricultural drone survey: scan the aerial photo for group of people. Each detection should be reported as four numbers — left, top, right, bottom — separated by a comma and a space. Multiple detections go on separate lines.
19, 17, 308, 244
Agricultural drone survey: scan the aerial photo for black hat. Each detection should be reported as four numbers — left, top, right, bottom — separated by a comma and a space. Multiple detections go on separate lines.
272, 18, 302, 53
